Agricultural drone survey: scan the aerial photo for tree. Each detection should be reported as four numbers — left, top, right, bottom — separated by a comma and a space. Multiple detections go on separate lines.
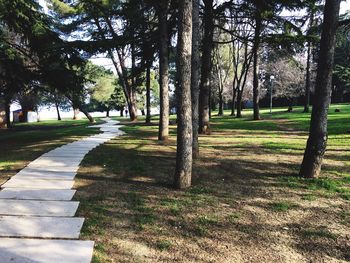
299, 0, 341, 178
251, 1, 266, 120
47, 0, 140, 121
1, 0, 91, 123
199, 0, 214, 134
174, 0, 193, 189
157, 1, 170, 141
333, 16, 350, 102
302, 2, 323, 113
264, 54, 305, 110
191, 0, 200, 158
212, 42, 233, 116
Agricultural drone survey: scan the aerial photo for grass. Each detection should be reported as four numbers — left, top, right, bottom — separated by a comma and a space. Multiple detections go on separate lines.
0, 117, 101, 184
156, 240, 172, 251
270, 201, 296, 212
302, 228, 338, 240
1, 104, 349, 262
75, 104, 349, 261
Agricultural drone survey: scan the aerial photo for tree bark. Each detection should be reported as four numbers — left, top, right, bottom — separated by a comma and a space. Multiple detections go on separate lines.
106, 109, 110, 117
303, 11, 314, 113
158, 1, 170, 141
191, 0, 200, 158
80, 107, 95, 123
73, 108, 79, 120
252, 11, 262, 120
1, 99, 11, 128
128, 86, 138, 121
55, 101, 61, 121
236, 89, 243, 118
5, 102, 11, 128
214, 49, 224, 116
174, 0, 193, 189
231, 79, 236, 116
299, 0, 340, 178
146, 63, 151, 124
198, 0, 214, 134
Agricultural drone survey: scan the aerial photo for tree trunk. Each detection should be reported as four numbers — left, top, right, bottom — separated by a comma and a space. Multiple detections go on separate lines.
158, 1, 170, 141
304, 45, 312, 113
252, 12, 262, 120
231, 80, 237, 116
215, 53, 224, 116
146, 63, 151, 124
73, 108, 79, 120
106, 109, 110, 117
0, 99, 10, 128
129, 43, 138, 122
191, 0, 200, 158
299, 0, 340, 178
198, 0, 214, 134
120, 109, 124, 117
303, 10, 315, 113
236, 89, 243, 118
55, 101, 61, 121
129, 89, 138, 122
80, 107, 95, 123
174, 0, 193, 189
218, 93, 224, 116
5, 101, 11, 128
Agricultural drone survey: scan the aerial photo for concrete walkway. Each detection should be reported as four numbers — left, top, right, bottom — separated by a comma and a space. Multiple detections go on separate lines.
0, 118, 124, 263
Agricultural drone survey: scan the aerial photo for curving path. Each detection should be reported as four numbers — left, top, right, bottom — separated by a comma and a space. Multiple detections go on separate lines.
0, 118, 124, 263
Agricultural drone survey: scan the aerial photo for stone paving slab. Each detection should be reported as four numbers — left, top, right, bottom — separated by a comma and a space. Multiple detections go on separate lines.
2, 178, 74, 189
15, 170, 76, 180
0, 238, 94, 263
11, 174, 76, 181
68, 142, 101, 146
27, 160, 81, 168
34, 156, 84, 161
41, 153, 86, 158
0, 200, 79, 216
0, 189, 76, 200
0, 216, 84, 238
45, 151, 91, 156
21, 166, 79, 173
50, 147, 93, 152
59, 144, 97, 148
0, 119, 125, 261
59, 146, 96, 150
76, 138, 106, 141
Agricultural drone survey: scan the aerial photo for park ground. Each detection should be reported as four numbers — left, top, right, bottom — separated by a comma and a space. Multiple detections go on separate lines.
0, 104, 349, 263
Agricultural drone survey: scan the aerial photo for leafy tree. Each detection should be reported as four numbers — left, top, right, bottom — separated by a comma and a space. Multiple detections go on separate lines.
299, 0, 341, 178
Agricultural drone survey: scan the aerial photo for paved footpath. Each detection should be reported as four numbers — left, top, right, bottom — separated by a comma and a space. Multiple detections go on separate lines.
0, 118, 124, 263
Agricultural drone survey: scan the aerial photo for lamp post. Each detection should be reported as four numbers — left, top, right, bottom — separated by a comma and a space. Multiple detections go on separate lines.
270, 75, 275, 114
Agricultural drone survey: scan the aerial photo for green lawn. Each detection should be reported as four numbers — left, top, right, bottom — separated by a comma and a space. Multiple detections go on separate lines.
74, 104, 349, 262
0, 105, 349, 262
